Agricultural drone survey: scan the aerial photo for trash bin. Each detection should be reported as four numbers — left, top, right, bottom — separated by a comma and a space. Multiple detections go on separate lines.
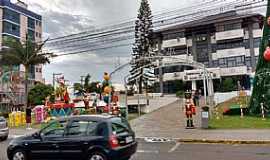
201, 106, 209, 129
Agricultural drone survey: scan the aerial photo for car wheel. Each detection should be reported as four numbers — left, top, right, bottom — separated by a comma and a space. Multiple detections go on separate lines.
12, 149, 27, 160
88, 151, 107, 160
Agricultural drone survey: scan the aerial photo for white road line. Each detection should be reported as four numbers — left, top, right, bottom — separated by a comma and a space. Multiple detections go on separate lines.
168, 142, 181, 153
137, 150, 159, 154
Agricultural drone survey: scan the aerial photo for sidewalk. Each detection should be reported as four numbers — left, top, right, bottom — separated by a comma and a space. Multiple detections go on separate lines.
130, 100, 270, 144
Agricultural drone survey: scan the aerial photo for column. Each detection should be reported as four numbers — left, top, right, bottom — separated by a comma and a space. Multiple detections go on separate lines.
248, 22, 256, 71
157, 36, 164, 95
192, 80, 197, 91
192, 32, 197, 61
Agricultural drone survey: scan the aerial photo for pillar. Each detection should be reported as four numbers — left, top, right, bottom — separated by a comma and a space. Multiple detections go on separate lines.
192, 80, 197, 91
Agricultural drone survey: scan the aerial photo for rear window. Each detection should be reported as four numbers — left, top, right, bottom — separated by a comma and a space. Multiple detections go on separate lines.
111, 117, 132, 135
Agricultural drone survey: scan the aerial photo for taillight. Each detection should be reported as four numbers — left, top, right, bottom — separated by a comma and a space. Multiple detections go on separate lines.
109, 135, 119, 149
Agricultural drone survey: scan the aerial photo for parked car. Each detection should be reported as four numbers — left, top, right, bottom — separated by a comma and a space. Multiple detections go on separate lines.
0, 116, 9, 141
7, 115, 137, 160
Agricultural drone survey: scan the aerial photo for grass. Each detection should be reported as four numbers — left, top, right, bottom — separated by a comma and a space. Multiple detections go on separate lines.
209, 116, 270, 129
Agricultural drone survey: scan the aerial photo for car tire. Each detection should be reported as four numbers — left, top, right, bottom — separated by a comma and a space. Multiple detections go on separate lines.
11, 149, 27, 160
88, 151, 107, 160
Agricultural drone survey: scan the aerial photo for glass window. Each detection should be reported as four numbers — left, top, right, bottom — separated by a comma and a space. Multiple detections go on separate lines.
219, 58, 227, 67
245, 57, 251, 67
28, 17, 35, 29
3, 22, 20, 37
3, 8, 20, 24
224, 23, 241, 31
111, 117, 131, 133
27, 29, 35, 41
66, 120, 90, 136
41, 120, 67, 137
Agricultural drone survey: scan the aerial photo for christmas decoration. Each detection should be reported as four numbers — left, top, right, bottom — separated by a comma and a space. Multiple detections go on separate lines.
264, 47, 270, 61
250, 0, 270, 114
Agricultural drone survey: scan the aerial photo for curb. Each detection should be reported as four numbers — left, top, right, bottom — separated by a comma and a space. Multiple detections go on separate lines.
136, 137, 270, 144
178, 139, 270, 144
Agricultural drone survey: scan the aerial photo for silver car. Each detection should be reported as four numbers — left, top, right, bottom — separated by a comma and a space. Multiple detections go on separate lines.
0, 116, 8, 140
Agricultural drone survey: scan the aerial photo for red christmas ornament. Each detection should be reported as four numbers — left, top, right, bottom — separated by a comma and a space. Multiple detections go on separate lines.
264, 47, 270, 61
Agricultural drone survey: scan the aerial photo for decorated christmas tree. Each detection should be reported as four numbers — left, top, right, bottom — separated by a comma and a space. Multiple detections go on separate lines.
250, 0, 270, 114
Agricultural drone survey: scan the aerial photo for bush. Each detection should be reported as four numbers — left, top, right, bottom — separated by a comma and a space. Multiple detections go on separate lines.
176, 91, 184, 98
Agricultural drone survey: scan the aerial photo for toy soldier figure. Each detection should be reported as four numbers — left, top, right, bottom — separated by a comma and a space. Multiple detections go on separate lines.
184, 91, 195, 129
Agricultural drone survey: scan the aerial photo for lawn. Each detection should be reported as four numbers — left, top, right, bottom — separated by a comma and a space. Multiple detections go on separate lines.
209, 116, 270, 129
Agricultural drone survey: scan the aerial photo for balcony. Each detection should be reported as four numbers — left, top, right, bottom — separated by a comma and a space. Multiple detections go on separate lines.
162, 55, 193, 64
162, 38, 186, 48
163, 72, 183, 81
216, 47, 245, 59
220, 66, 248, 76
215, 29, 244, 41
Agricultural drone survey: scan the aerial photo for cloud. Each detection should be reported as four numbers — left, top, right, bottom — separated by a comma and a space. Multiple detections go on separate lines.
20, 0, 199, 83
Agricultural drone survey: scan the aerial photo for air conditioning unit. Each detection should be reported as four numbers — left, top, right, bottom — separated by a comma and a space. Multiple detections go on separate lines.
184, 76, 188, 80
174, 73, 179, 77
212, 73, 217, 78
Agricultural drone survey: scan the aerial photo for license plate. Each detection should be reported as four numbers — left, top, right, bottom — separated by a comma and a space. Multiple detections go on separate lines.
126, 136, 133, 143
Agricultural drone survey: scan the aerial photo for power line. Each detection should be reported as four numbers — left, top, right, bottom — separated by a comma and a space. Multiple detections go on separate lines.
46, 0, 266, 56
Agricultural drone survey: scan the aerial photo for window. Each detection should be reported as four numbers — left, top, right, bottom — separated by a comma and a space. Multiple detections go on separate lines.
66, 121, 89, 136
217, 40, 243, 50
112, 123, 128, 135
163, 32, 184, 40
28, 29, 35, 41
245, 57, 251, 67
3, 8, 20, 24
3, 22, 20, 37
28, 17, 35, 29
224, 23, 241, 31
66, 120, 98, 136
41, 120, 67, 137
236, 56, 245, 66
219, 58, 227, 68
111, 117, 131, 134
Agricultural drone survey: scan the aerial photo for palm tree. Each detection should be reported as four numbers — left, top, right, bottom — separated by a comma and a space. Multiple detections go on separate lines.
0, 37, 52, 110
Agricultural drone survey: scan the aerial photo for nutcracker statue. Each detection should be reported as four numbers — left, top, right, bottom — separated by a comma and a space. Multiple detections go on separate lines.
184, 91, 195, 129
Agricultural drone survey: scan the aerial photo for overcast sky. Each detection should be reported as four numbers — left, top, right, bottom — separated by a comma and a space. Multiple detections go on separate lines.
16, 0, 201, 84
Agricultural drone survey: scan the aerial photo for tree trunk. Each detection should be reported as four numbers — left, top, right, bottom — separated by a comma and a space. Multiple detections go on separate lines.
24, 65, 29, 110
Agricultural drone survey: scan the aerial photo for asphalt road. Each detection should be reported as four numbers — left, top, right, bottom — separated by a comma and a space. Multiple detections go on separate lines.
1, 138, 270, 160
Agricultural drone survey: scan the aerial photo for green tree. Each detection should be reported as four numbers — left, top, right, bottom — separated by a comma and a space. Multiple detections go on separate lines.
84, 74, 91, 92
129, 0, 155, 94
28, 83, 54, 105
250, 0, 270, 114
220, 78, 236, 92
74, 82, 84, 95
0, 37, 52, 109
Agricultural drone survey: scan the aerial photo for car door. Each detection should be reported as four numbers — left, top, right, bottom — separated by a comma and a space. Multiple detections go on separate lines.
30, 120, 67, 160
58, 120, 94, 160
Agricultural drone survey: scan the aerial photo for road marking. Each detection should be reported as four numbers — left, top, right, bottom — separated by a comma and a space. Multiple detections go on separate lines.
143, 137, 173, 143
137, 150, 159, 154
168, 142, 181, 153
